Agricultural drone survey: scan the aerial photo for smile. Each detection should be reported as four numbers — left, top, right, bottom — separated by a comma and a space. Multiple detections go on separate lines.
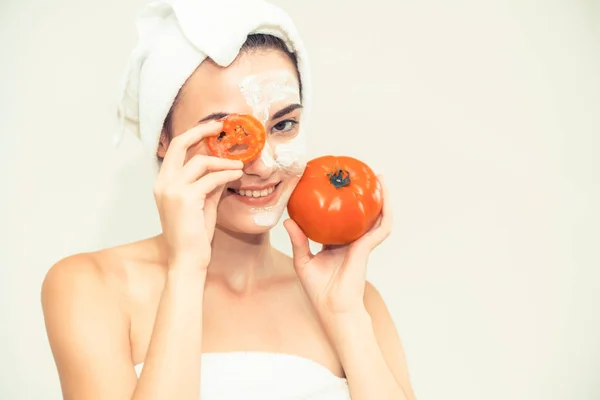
228, 182, 282, 199
234, 186, 276, 198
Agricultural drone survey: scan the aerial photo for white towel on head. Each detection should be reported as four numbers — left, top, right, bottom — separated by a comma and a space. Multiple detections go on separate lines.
114, 0, 311, 161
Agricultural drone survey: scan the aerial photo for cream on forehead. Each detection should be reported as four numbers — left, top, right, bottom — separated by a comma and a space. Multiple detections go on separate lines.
238, 70, 300, 124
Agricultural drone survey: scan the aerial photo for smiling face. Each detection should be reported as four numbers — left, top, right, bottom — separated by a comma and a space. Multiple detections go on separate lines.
158, 49, 307, 234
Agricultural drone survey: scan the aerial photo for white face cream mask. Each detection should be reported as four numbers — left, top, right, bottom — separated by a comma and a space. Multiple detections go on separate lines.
238, 70, 307, 226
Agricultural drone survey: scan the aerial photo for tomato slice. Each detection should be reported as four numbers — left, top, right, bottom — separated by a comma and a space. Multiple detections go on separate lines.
206, 114, 266, 163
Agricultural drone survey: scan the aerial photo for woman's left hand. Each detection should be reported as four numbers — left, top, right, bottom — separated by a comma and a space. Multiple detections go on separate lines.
283, 176, 393, 318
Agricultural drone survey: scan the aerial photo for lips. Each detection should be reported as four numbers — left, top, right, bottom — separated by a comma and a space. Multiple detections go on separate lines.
228, 182, 281, 198
234, 186, 276, 198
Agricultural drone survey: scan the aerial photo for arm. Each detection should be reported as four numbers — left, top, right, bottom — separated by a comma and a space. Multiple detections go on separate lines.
41, 254, 206, 400
325, 281, 417, 400
132, 263, 206, 399
284, 176, 413, 398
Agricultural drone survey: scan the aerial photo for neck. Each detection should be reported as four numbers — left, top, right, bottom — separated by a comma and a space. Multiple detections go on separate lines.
154, 227, 277, 292
207, 226, 275, 291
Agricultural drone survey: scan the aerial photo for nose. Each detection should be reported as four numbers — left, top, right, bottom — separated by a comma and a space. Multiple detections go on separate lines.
243, 143, 276, 179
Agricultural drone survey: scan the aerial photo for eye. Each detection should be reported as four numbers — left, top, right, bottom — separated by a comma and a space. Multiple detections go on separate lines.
271, 119, 298, 135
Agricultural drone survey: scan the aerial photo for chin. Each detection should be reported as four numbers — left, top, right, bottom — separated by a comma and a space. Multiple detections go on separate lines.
217, 213, 282, 235
216, 178, 295, 235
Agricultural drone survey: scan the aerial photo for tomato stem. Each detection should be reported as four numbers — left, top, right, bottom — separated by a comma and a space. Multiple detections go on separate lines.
328, 168, 351, 189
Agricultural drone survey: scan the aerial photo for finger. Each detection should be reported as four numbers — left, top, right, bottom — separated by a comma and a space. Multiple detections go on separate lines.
283, 219, 313, 269
321, 243, 350, 261
357, 175, 393, 249
364, 214, 383, 235
190, 169, 244, 197
161, 120, 223, 173
180, 155, 243, 183
322, 243, 348, 252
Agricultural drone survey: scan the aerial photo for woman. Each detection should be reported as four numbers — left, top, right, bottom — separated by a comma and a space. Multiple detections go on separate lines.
41, 0, 416, 399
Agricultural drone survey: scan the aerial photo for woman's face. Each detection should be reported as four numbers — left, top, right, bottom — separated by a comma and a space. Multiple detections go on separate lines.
162, 49, 307, 234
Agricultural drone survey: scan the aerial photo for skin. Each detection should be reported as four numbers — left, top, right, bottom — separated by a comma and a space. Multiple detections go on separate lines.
41, 49, 417, 400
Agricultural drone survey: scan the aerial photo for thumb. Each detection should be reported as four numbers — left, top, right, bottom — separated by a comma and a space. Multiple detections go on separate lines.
283, 218, 313, 268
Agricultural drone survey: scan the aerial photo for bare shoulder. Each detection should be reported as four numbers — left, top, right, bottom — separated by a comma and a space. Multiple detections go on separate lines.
40, 248, 133, 355
42, 252, 112, 314
43, 250, 101, 283
40, 241, 160, 399
362, 280, 403, 348
42, 237, 165, 309
363, 280, 417, 399
362, 280, 403, 346
363, 280, 391, 317
42, 245, 133, 309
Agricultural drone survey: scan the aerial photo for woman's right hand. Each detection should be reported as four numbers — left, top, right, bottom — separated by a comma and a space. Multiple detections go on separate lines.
153, 120, 244, 270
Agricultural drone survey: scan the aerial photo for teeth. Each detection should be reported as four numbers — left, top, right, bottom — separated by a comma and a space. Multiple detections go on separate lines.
235, 186, 275, 198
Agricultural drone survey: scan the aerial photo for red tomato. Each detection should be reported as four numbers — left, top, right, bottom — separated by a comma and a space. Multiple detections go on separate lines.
206, 114, 266, 163
287, 155, 383, 245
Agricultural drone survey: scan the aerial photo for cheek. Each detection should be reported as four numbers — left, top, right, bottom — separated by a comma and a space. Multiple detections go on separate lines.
272, 132, 308, 175
275, 141, 304, 167
259, 142, 277, 168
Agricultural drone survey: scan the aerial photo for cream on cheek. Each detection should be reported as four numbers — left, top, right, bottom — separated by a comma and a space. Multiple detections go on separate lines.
242, 178, 300, 227
238, 70, 307, 226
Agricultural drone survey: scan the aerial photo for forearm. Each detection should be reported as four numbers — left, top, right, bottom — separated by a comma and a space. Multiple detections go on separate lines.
326, 309, 408, 400
132, 267, 206, 400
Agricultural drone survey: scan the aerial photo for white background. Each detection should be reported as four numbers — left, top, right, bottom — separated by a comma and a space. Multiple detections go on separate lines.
1, 0, 599, 399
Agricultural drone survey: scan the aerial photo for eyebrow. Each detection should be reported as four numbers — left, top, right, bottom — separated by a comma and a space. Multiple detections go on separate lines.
198, 112, 229, 124
197, 103, 303, 124
272, 103, 303, 120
